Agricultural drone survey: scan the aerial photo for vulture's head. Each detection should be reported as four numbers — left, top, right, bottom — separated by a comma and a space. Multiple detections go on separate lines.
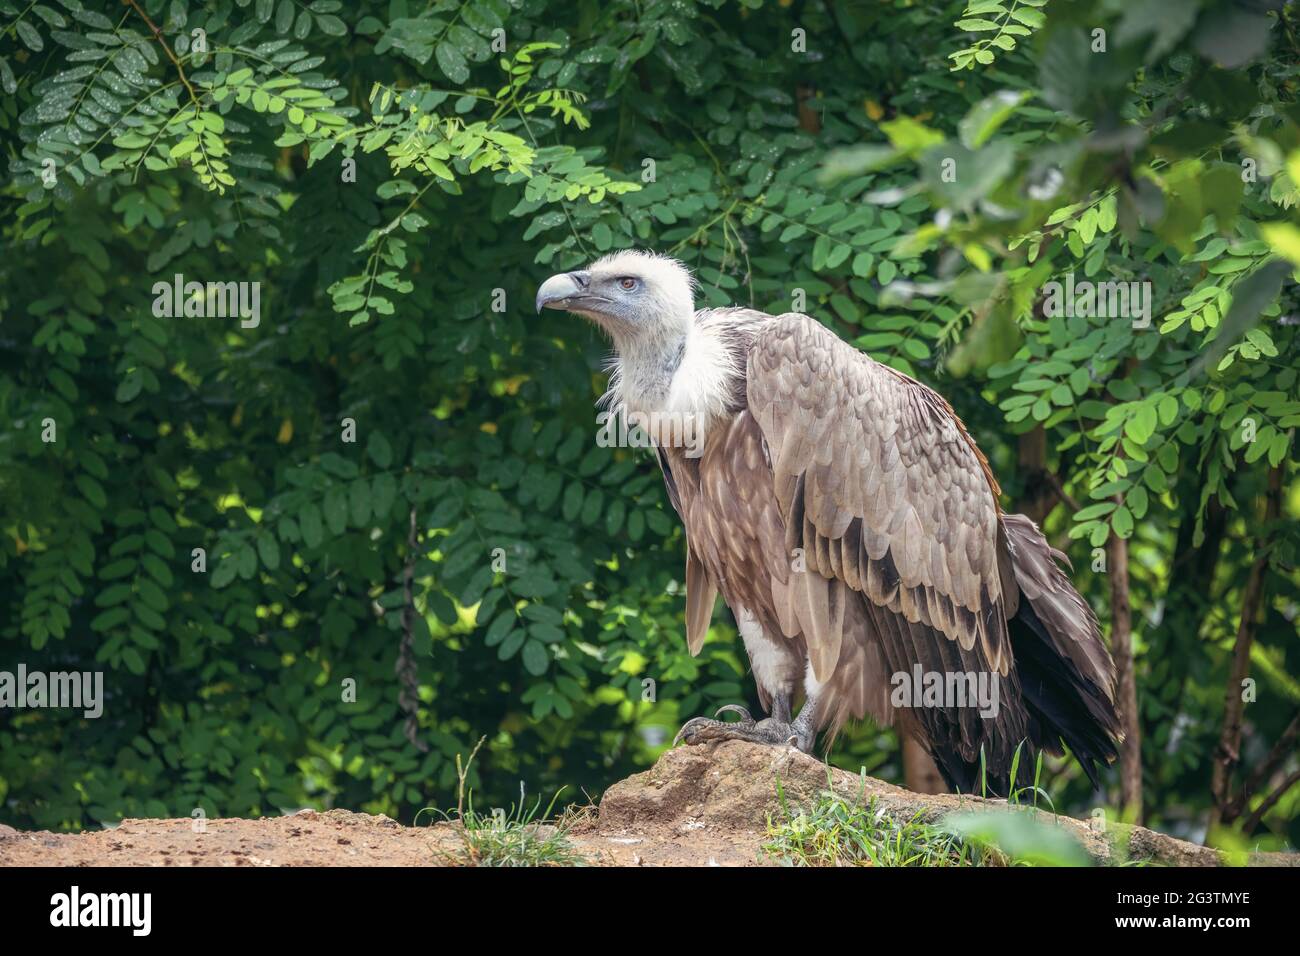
535, 250, 696, 349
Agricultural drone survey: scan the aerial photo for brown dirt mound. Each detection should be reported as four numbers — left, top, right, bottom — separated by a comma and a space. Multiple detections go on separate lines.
0, 808, 439, 867
1, 741, 1294, 866
594, 741, 1297, 866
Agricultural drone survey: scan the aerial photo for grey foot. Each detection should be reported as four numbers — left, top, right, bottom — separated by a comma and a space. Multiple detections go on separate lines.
672, 705, 815, 753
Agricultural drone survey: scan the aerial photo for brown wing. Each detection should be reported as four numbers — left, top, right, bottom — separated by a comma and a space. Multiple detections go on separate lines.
747, 314, 1013, 682
684, 544, 716, 656
745, 315, 1039, 778
656, 447, 716, 655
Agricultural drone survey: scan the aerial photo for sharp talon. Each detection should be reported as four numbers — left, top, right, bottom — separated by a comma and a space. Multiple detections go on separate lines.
671, 716, 709, 747
713, 704, 753, 723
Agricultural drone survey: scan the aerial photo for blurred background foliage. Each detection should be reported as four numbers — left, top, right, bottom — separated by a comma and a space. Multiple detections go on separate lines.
1, 0, 1297, 852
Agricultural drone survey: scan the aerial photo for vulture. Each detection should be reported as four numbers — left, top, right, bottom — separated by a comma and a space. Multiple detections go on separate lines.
537, 250, 1122, 793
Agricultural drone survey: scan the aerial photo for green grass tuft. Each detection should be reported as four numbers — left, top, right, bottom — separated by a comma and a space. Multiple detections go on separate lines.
439, 791, 590, 867
761, 771, 984, 867
422, 736, 590, 867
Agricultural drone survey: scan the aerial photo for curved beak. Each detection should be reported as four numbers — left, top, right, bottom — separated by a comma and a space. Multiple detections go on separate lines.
535, 270, 598, 313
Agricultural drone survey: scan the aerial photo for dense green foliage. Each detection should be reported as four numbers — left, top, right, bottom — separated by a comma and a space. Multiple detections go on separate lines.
2, 0, 1297, 851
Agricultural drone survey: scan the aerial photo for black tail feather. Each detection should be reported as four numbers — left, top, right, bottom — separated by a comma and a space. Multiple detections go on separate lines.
1009, 599, 1120, 788
923, 513, 1123, 796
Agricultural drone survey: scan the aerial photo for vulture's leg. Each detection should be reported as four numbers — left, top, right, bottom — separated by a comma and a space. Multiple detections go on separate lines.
673, 608, 818, 751
771, 693, 791, 723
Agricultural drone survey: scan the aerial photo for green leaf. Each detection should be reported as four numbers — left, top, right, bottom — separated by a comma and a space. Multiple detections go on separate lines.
323, 487, 348, 535
16, 20, 44, 52
1009, 7, 1045, 28
349, 480, 371, 526
1260, 222, 1300, 268
316, 14, 347, 36
300, 503, 323, 548
367, 431, 393, 468
436, 42, 470, 84
880, 116, 944, 153
529, 622, 565, 644
486, 611, 516, 646
521, 640, 550, 675
498, 629, 526, 660
257, 535, 281, 571
958, 90, 1026, 149
1191, 260, 1289, 378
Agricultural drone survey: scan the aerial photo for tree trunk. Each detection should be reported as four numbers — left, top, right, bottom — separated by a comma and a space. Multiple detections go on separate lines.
1208, 464, 1284, 832
1107, 505, 1142, 821
796, 84, 822, 134
902, 736, 947, 794
397, 505, 428, 753
1016, 426, 1057, 525
1150, 494, 1228, 714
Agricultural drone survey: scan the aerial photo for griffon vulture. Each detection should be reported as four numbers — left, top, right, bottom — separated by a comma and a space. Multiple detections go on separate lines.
537, 250, 1122, 792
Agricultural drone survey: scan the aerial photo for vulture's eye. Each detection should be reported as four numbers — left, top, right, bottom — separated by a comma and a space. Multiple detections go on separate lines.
617, 277, 638, 291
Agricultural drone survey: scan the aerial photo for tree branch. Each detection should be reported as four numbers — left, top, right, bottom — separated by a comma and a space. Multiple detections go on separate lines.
1044, 469, 1081, 513
1238, 769, 1300, 835
124, 0, 198, 107
1107, 502, 1142, 821
397, 505, 428, 753
1223, 711, 1299, 822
